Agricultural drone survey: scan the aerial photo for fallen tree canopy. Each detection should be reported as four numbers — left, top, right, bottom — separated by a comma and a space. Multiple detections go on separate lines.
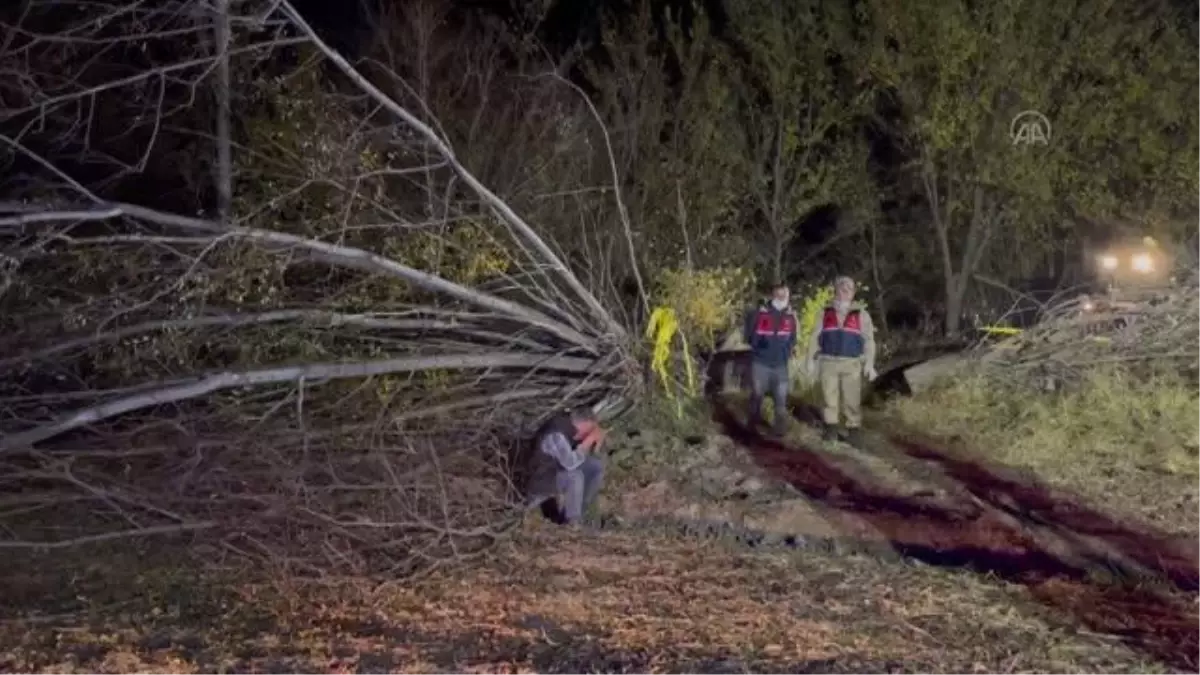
0, 1, 640, 576
977, 275, 1200, 382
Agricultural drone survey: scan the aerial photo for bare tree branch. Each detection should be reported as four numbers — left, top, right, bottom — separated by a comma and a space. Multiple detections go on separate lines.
277, 0, 629, 341
0, 309, 557, 371
1, 351, 604, 450
0, 521, 216, 550
0, 200, 599, 349
0, 0, 639, 574
542, 71, 649, 318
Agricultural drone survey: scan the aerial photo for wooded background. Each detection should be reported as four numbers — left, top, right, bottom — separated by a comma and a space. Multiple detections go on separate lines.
0, 0, 1195, 573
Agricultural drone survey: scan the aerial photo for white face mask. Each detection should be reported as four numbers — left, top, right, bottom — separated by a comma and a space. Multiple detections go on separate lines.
771, 298, 788, 311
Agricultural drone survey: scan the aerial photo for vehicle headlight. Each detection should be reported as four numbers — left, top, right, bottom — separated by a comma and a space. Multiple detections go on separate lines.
1099, 254, 1119, 271
1130, 252, 1154, 273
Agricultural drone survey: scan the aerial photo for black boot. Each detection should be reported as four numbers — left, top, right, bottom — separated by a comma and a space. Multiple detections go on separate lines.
771, 416, 788, 437
821, 423, 838, 442
845, 427, 864, 447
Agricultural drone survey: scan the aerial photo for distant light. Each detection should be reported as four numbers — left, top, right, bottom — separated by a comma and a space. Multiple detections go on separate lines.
1082, 300, 1095, 312
1099, 254, 1119, 270
1131, 252, 1154, 273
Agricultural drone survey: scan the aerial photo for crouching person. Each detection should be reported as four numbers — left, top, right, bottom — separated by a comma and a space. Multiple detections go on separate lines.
526, 406, 607, 525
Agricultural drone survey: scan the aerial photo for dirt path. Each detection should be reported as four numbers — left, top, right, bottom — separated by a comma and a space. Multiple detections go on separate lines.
713, 400, 1200, 673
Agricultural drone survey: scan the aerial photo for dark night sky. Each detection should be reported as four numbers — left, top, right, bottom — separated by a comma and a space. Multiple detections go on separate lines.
289, 0, 736, 61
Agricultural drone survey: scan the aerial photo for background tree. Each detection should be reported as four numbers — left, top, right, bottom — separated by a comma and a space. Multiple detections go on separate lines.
865, 0, 1198, 334
586, 3, 749, 273
728, 0, 874, 283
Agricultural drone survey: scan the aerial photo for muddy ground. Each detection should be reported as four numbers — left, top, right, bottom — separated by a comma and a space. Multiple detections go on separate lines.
705, 396, 1200, 667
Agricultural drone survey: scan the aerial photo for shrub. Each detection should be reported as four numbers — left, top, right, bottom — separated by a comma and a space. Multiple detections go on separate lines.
646, 267, 755, 411
654, 266, 755, 353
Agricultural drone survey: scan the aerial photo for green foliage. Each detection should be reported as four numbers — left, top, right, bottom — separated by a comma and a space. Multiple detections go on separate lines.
727, 0, 876, 280
645, 267, 754, 414
795, 284, 835, 356
588, 5, 751, 269
654, 267, 756, 352
860, 0, 1197, 332
606, 391, 712, 483
892, 365, 1200, 470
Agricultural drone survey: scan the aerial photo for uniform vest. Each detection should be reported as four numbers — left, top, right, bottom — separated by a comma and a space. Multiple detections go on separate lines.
818, 306, 865, 358
753, 306, 797, 338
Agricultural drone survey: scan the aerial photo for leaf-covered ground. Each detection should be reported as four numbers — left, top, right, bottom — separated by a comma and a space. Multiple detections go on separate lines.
3, 391, 1193, 674
0, 520, 1168, 674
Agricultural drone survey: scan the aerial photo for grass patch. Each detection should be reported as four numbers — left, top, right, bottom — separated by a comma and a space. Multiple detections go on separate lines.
885, 367, 1199, 533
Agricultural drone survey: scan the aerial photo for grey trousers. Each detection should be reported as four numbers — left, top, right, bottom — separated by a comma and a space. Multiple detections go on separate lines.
748, 361, 789, 432
528, 455, 606, 524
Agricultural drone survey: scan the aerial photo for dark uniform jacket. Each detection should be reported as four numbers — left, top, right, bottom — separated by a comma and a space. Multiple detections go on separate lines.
524, 413, 578, 498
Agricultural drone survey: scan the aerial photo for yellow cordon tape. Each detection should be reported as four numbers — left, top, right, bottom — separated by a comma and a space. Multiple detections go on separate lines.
645, 306, 698, 416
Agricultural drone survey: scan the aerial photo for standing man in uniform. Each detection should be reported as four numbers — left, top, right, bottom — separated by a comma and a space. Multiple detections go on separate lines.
525, 406, 607, 525
805, 276, 878, 446
743, 282, 798, 436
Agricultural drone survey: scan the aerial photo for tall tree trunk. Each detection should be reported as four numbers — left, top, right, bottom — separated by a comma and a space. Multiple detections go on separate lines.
213, 0, 232, 223
772, 239, 783, 285
868, 219, 889, 339
923, 162, 998, 337
944, 273, 967, 336
769, 113, 785, 283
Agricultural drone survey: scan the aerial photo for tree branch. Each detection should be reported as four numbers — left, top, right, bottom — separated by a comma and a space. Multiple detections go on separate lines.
0, 351, 604, 451
276, 1, 627, 341
0, 201, 599, 350
0, 521, 216, 550
0, 309, 555, 371
213, 0, 233, 222
542, 71, 649, 319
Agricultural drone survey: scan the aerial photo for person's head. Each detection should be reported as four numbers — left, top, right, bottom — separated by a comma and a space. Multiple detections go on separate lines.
569, 405, 599, 436
834, 276, 856, 304
769, 282, 790, 309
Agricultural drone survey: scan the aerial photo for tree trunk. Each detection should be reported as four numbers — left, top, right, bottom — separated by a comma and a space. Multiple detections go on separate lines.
944, 273, 967, 336
213, 0, 232, 223
868, 219, 889, 339
769, 113, 785, 284
771, 238, 783, 284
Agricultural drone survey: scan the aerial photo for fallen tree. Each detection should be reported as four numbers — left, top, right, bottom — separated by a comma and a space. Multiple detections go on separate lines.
968, 272, 1200, 386
0, 0, 640, 576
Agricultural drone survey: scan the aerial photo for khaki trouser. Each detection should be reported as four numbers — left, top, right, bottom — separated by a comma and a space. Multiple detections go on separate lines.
818, 357, 863, 428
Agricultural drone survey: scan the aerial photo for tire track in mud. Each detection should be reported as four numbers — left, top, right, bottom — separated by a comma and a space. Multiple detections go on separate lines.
889, 433, 1200, 591
712, 402, 1199, 673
